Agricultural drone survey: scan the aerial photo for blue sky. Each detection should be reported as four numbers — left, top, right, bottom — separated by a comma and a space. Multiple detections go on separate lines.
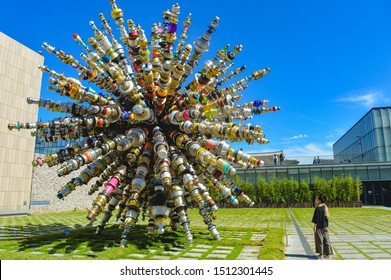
1, 0, 391, 163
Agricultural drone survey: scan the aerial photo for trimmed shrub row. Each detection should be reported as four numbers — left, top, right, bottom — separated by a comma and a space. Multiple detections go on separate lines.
210, 175, 363, 205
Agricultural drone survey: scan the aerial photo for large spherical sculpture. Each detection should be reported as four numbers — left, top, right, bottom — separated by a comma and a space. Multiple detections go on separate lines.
8, 0, 280, 246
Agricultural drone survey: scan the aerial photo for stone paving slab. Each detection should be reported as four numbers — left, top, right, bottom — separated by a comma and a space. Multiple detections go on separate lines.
353, 243, 378, 247
162, 251, 181, 255
190, 248, 208, 253
367, 253, 391, 259
242, 246, 261, 253
334, 245, 356, 249
360, 249, 386, 253
51, 253, 65, 257
195, 244, 213, 249
183, 252, 203, 258
355, 236, 379, 241
334, 236, 360, 241
213, 249, 232, 254
206, 253, 228, 259
129, 253, 147, 259
236, 246, 260, 260
151, 255, 171, 260
215, 246, 235, 250
374, 235, 391, 240
373, 241, 391, 244
339, 253, 369, 259
27, 243, 40, 248
251, 234, 266, 241
170, 247, 184, 251
335, 249, 360, 253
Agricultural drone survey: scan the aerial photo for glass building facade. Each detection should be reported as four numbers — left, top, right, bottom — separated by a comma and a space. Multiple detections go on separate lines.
235, 163, 391, 185
34, 138, 80, 154
333, 107, 391, 163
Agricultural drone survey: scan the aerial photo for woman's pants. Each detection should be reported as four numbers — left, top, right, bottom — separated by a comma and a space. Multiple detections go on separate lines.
315, 227, 331, 255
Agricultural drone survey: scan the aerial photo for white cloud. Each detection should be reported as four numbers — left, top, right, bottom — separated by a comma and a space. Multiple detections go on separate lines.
335, 90, 389, 107
283, 143, 334, 164
326, 141, 334, 148
284, 134, 308, 141
284, 143, 332, 156
234, 142, 335, 164
326, 134, 334, 139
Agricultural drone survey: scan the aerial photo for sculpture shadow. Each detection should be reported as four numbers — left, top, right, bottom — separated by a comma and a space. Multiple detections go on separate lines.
10, 223, 193, 256
0, 222, 84, 240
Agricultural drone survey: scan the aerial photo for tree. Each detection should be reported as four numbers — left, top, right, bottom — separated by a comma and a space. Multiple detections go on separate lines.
209, 174, 363, 205
208, 186, 221, 202
327, 176, 339, 202
234, 176, 256, 202
298, 181, 312, 202
285, 178, 300, 203
354, 177, 363, 201
267, 178, 278, 203
312, 176, 328, 199
336, 176, 348, 201
345, 176, 356, 202
255, 177, 268, 202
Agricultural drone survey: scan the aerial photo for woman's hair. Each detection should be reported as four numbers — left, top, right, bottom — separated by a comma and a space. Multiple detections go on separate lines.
317, 195, 326, 203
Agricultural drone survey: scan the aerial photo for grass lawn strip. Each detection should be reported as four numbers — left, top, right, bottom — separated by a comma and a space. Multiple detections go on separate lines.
0, 208, 287, 260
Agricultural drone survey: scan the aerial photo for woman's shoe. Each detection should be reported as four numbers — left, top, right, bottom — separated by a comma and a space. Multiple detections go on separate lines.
317, 254, 324, 260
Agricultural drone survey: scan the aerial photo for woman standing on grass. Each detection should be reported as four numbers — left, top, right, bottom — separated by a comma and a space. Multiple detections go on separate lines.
312, 195, 332, 259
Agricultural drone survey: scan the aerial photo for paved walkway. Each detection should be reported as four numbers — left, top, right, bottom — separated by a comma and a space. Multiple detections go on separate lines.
290, 208, 391, 260
285, 209, 316, 260
362, 205, 391, 210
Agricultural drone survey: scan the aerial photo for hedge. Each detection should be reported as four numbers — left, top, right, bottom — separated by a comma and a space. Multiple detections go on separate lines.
209, 175, 363, 204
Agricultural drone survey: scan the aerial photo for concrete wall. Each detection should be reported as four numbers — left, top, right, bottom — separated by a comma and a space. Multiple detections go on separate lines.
0, 32, 43, 215
31, 155, 96, 214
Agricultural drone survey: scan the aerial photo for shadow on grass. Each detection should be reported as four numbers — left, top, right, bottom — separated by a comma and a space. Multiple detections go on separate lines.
0, 222, 85, 240
0, 223, 284, 259
14, 224, 193, 256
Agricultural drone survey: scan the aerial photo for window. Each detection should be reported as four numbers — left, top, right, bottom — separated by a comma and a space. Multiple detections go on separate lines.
368, 166, 381, 179
298, 168, 310, 183
332, 167, 344, 177
355, 166, 368, 180
379, 165, 391, 179
321, 167, 333, 180
310, 168, 321, 179
276, 168, 288, 180
245, 171, 256, 185
344, 166, 356, 177
287, 168, 299, 181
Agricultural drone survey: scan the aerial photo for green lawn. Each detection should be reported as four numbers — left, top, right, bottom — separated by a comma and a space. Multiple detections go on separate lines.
0, 208, 288, 260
